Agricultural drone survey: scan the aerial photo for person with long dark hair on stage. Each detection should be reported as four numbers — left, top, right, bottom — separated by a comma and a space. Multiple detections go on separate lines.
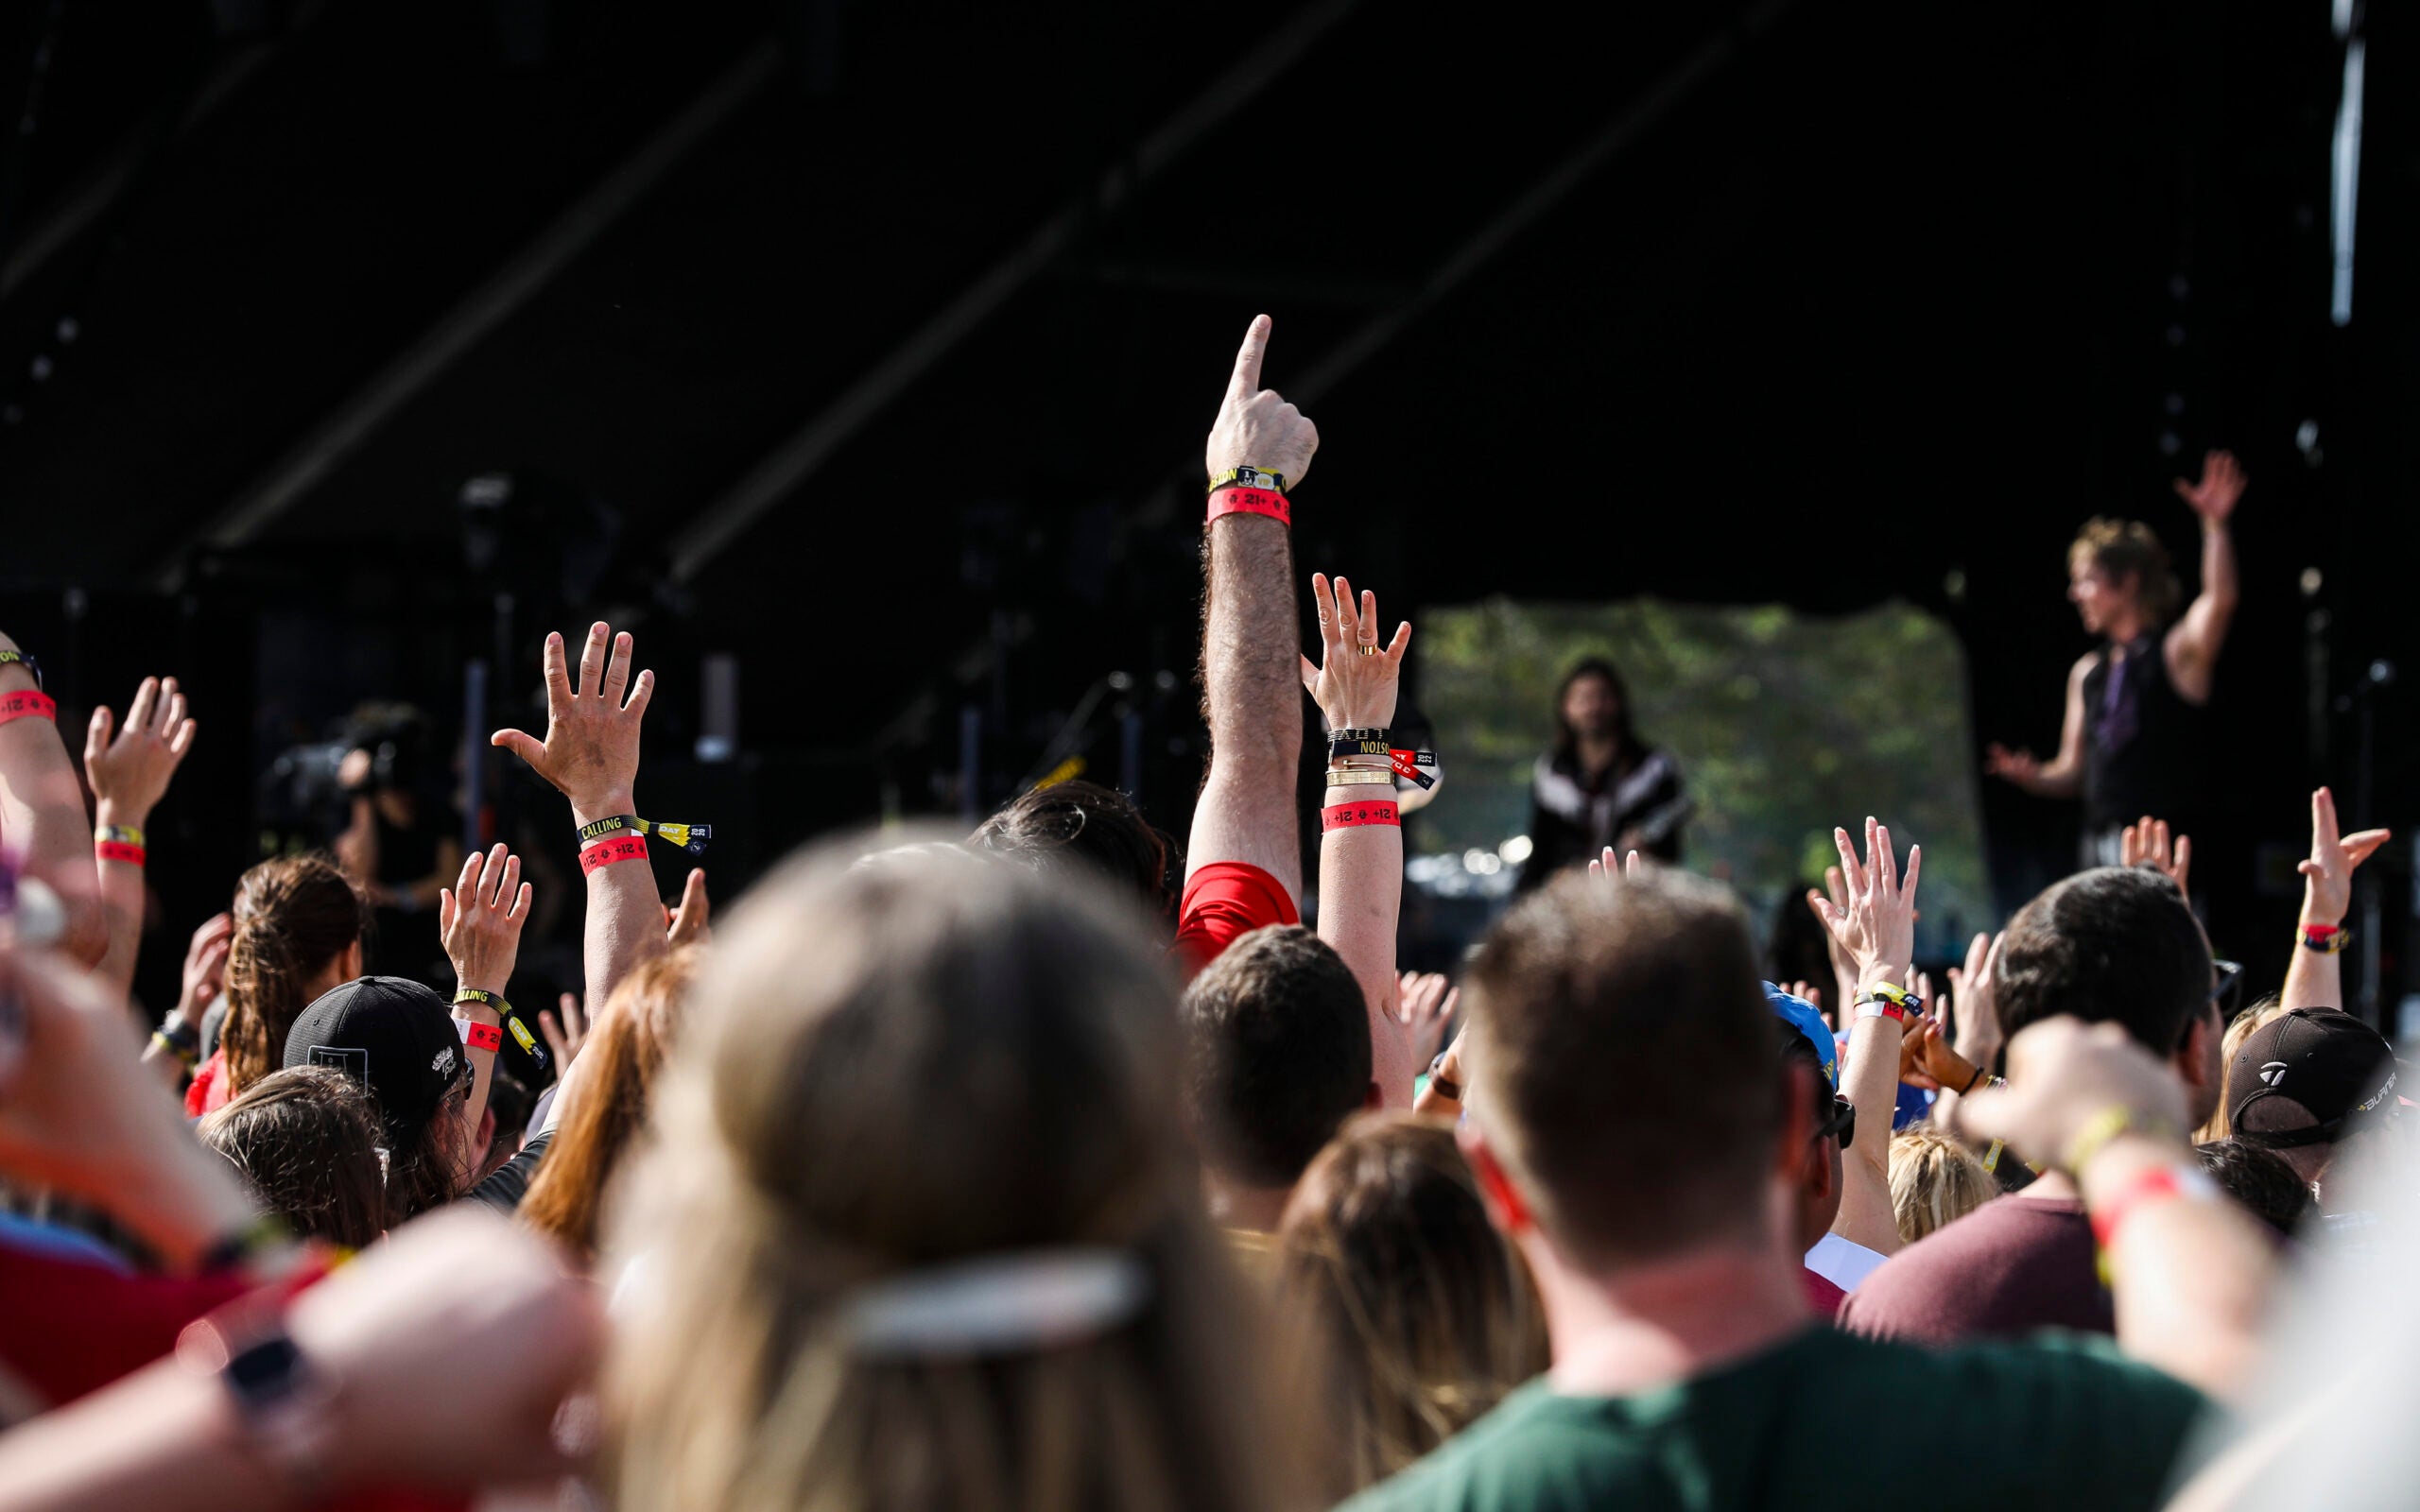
1512, 658, 1687, 892
1984, 450, 2245, 867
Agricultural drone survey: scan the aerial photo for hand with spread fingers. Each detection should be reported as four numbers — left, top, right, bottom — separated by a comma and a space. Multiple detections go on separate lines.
83, 676, 198, 826
1587, 846, 1646, 885
1205, 314, 1318, 490
1945, 930, 2005, 1071
1808, 818, 1920, 994
2118, 815, 2191, 895
492, 623, 653, 826
540, 992, 588, 1078
2172, 448, 2247, 527
1300, 573, 1411, 732
440, 844, 532, 997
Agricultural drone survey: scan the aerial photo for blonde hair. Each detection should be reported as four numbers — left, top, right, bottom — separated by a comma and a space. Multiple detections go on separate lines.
603, 841, 1301, 1512
2069, 518, 2183, 627
1276, 1113, 1548, 1497
1889, 1127, 1998, 1244
2199, 997, 2289, 1143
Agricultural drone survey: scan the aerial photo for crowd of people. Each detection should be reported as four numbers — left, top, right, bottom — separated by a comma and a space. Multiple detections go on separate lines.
0, 316, 2409, 1511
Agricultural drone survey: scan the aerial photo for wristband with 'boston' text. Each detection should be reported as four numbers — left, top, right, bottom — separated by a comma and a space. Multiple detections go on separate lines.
1206, 465, 1291, 495
1206, 486, 1289, 526
0, 649, 40, 690
0, 689, 56, 727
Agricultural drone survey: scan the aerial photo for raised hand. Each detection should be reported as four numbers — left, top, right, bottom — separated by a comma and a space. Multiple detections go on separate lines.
2299, 785, 2390, 928
1587, 846, 1646, 885
1395, 971, 1459, 1071
83, 676, 196, 821
171, 912, 233, 1025
1300, 573, 1410, 732
1952, 1018, 2188, 1172
2172, 448, 2247, 525
492, 623, 653, 823
1807, 817, 1920, 991
540, 991, 588, 1076
1204, 314, 1317, 490
2119, 815, 2192, 894
1944, 930, 2006, 1068
440, 843, 531, 995
666, 867, 711, 948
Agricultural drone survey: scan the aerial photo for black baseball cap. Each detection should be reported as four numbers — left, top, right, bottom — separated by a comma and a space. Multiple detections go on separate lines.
283, 976, 468, 1138
2227, 1008, 2399, 1150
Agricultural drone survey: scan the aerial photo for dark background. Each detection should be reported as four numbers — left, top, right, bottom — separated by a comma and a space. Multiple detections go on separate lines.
0, 0, 2411, 1022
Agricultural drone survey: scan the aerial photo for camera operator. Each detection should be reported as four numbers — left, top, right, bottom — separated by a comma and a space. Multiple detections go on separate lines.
331, 714, 463, 979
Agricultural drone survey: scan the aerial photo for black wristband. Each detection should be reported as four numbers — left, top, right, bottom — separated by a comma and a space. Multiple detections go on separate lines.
1960, 1063, 1986, 1095
0, 648, 39, 691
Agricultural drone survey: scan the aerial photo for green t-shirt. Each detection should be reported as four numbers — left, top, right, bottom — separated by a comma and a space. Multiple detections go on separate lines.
1340, 1326, 2204, 1512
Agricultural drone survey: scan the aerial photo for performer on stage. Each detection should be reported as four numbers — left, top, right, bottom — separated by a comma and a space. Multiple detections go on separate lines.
1513, 658, 1688, 892
1984, 449, 2245, 867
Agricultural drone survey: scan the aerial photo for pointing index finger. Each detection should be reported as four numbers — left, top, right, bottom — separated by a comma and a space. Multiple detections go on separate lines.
1228, 314, 1271, 403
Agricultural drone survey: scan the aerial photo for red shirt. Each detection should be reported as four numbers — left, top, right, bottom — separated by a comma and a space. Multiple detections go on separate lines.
1170, 860, 1299, 977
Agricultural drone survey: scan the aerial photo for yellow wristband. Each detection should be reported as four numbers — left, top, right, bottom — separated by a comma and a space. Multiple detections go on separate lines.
2063, 1105, 2177, 1176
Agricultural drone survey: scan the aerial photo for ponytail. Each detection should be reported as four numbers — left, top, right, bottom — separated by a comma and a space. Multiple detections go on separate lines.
219, 854, 368, 1096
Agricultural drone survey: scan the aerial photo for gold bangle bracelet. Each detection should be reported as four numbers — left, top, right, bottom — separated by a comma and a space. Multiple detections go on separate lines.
1324, 769, 1396, 787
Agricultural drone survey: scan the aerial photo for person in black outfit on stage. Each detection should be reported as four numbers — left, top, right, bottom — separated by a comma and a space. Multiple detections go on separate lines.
1984, 450, 2245, 868
1512, 658, 1689, 893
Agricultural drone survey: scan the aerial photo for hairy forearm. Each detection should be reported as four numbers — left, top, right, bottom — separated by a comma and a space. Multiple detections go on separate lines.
1199, 518, 1300, 772
2087, 1134, 2273, 1401
1318, 816, 1412, 1106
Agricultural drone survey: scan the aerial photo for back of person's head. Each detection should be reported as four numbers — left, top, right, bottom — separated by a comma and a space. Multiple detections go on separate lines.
604, 841, 1291, 1512
222, 854, 368, 1095
1995, 867, 2209, 1054
521, 949, 700, 1260
199, 1066, 389, 1248
2196, 1137, 2312, 1239
1181, 924, 1372, 1192
1275, 1112, 1548, 1496
1466, 868, 1778, 1266
969, 780, 1175, 919
2070, 517, 2182, 625
1889, 1127, 1997, 1244
1774, 1019, 1841, 1248
282, 976, 474, 1222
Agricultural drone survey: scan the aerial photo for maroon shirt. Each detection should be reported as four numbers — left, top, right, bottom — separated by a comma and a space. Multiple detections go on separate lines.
1836, 1195, 2112, 1345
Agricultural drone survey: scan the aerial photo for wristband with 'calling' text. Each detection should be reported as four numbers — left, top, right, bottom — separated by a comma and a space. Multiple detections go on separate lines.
1322, 800, 1400, 832
0, 690, 56, 727
1206, 486, 1290, 527
577, 814, 711, 855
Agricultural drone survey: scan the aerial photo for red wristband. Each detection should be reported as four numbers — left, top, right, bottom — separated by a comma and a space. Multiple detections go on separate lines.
460, 1021, 504, 1053
579, 834, 649, 874
0, 690, 56, 727
1206, 486, 1290, 527
2089, 1165, 2214, 1248
1322, 799, 1400, 832
95, 840, 147, 867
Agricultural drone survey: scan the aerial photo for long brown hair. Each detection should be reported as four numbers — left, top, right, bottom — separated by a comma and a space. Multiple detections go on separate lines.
221, 855, 368, 1095
199, 1066, 389, 1247
1276, 1113, 1549, 1496
521, 949, 699, 1260
603, 840, 1303, 1512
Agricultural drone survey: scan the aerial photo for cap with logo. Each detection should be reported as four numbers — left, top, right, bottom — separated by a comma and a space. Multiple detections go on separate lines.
2226, 1007, 2399, 1150
282, 976, 468, 1139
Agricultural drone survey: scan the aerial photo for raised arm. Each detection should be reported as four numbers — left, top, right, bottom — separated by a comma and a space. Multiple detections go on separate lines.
81, 677, 198, 994
2165, 449, 2243, 705
439, 843, 532, 1143
1809, 817, 1922, 1258
0, 636, 106, 964
492, 624, 663, 1011
2283, 786, 2388, 1012
1984, 654, 2092, 799
1958, 1017, 2273, 1402
1185, 315, 1318, 904
1302, 572, 1418, 1104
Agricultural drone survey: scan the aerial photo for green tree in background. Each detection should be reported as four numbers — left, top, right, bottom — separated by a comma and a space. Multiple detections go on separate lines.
1415, 597, 1991, 955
